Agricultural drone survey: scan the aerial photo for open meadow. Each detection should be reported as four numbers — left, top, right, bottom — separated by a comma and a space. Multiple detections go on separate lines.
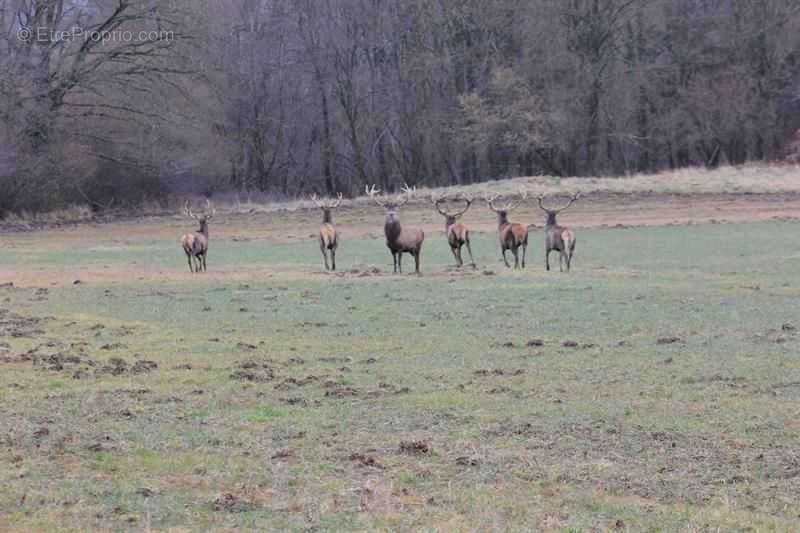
2, 183, 800, 531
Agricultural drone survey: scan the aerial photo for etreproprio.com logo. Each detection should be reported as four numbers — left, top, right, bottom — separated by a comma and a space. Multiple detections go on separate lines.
17, 26, 174, 44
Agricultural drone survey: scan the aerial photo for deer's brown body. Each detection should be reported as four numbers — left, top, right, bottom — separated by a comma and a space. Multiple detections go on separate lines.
486, 192, 528, 269
367, 184, 425, 274
312, 193, 342, 271
432, 193, 474, 268
181, 200, 215, 273
537, 193, 580, 272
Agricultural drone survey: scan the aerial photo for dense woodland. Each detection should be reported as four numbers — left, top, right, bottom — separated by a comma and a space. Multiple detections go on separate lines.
1, 0, 800, 215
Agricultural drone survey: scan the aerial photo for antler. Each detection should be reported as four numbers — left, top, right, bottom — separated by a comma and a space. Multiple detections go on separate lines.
536, 194, 550, 212
366, 184, 387, 208
485, 192, 502, 213
184, 200, 198, 220
505, 187, 527, 212
434, 192, 471, 218
396, 183, 415, 207
539, 191, 581, 213
312, 192, 343, 209
452, 196, 472, 218
431, 190, 450, 216
486, 189, 525, 213
205, 199, 216, 220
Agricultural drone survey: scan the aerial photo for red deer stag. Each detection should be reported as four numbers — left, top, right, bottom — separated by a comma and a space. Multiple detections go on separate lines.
311, 192, 343, 271
431, 191, 474, 268
536, 192, 581, 272
366, 183, 425, 274
486, 190, 529, 269
180, 199, 215, 273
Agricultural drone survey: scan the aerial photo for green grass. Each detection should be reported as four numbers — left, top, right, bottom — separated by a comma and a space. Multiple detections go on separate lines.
1, 222, 800, 531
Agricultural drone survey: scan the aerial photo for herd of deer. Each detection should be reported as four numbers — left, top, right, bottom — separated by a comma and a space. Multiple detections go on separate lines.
180, 186, 582, 275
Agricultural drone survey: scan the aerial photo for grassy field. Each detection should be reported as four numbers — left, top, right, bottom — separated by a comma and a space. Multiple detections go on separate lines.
2, 215, 800, 531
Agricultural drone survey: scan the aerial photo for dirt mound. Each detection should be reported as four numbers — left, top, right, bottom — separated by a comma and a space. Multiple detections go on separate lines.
0, 309, 44, 338
399, 440, 430, 455
210, 493, 256, 513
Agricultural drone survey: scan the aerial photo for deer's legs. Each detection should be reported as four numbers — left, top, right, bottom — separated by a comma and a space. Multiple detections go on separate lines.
465, 239, 475, 269
512, 247, 520, 269
545, 249, 551, 271
521, 243, 527, 268
450, 246, 460, 266
185, 252, 194, 273
559, 252, 564, 272
331, 248, 336, 271
413, 251, 421, 274
392, 252, 398, 273
202, 253, 207, 272
321, 245, 329, 270
397, 252, 403, 273
502, 248, 510, 268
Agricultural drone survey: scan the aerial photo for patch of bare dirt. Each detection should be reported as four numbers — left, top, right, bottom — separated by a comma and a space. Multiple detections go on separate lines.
318, 356, 353, 364
230, 366, 274, 382
349, 452, 385, 469
399, 440, 430, 456
210, 493, 257, 513
0, 309, 45, 338
474, 368, 525, 377
482, 419, 800, 507
454, 456, 481, 467
324, 385, 359, 398
274, 375, 319, 390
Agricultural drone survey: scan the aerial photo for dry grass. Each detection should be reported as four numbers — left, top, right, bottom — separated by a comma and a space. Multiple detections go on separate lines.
3, 164, 799, 229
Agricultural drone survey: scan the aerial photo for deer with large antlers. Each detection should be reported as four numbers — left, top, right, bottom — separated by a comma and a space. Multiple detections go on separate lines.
486, 190, 529, 269
431, 191, 474, 268
536, 192, 581, 272
366, 183, 425, 274
180, 199, 215, 273
312, 193, 343, 271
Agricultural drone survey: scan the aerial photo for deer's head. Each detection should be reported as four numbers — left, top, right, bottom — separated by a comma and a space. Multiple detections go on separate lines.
311, 193, 343, 223
485, 189, 526, 225
432, 191, 472, 228
366, 183, 415, 225
537, 192, 581, 226
185, 199, 215, 232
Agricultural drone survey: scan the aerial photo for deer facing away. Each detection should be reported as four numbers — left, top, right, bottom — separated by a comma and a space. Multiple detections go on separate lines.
181, 199, 215, 273
431, 191, 474, 268
486, 190, 529, 269
536, 192, 581, 272
312, 192, 342, 271
367, 184, 425, 274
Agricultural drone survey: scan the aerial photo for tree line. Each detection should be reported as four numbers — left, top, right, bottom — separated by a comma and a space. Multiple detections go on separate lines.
2, 0, 799, 215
